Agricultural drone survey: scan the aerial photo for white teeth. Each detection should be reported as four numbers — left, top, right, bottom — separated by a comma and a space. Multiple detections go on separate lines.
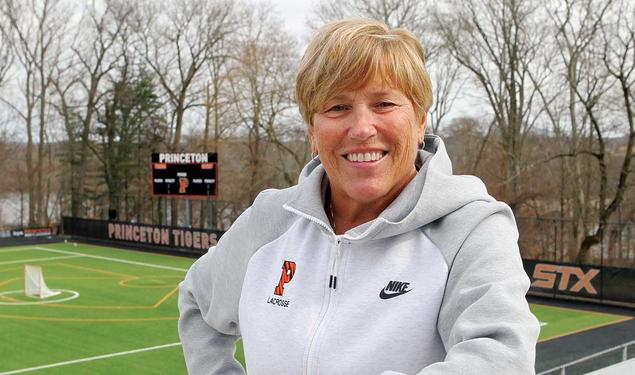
346, 152, 384, 162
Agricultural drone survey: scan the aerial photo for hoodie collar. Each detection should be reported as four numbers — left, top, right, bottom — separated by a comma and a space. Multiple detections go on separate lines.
283, 135, 490, 241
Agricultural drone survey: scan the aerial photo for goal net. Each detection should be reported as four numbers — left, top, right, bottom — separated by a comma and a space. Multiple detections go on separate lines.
24, 264, 61, 298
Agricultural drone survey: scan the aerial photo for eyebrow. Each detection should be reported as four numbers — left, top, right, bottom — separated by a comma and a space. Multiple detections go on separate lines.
329, 90, 399, 101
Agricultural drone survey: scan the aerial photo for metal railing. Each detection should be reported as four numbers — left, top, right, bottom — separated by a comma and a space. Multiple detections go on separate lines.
538, 339, 635, 374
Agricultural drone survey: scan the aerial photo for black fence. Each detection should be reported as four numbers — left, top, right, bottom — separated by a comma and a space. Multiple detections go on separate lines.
62, 216, 224, 256
524, 259, 635, 307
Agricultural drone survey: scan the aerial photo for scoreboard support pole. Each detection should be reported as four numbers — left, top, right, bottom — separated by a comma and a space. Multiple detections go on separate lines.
162, 197, 168, 226
185, 197, 192, 228
207, 196, 215, 229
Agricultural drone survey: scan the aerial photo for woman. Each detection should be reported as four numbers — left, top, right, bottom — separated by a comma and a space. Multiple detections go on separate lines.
179, 19, 540, 374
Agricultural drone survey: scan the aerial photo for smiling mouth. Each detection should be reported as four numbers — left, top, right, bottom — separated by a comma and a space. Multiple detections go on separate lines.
345, 151, 387, 162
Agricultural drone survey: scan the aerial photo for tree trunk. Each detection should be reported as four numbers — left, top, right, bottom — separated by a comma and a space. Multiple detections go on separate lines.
170, 95, 186, 227
26, 119, 36, 226
36, 82, 46, 225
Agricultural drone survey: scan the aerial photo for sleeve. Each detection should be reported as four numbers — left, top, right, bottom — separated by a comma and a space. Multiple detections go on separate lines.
178, 249, 245, 375
383, 211, 540, 375
178, 205, 259, 375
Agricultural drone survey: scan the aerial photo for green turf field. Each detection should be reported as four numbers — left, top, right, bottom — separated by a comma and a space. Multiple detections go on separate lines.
531, 303, 631, 342
0, 242, 630, 373
0, 242, 198, 374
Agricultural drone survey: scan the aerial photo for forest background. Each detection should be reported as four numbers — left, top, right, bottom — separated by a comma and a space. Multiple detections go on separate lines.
0, 0, 634, 267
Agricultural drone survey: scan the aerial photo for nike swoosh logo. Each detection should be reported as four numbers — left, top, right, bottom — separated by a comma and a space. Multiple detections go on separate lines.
379, 288, 413, 299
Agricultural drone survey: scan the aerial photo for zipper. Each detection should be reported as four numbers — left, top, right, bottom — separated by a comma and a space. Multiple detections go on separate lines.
328, 238, 341, 290
282, 204, 335, 236
282, 204, 345, 375
303, 236, 342, 375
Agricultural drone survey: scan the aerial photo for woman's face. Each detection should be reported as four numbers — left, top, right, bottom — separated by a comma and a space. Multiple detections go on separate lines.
310, 79, 426, 207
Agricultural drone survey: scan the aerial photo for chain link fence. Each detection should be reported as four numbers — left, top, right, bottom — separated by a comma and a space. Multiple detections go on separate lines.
517, 217, 635, 268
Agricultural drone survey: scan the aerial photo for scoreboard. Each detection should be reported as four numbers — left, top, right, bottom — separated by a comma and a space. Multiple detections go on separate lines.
151, 153, 217, 198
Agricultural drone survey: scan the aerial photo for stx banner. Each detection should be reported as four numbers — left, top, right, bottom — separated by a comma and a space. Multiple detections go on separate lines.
62, 217, 224, 255
523, 259, 635, 307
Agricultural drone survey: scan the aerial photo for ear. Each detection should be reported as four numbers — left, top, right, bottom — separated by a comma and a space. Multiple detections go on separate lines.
308, 127, 318, 155
417, 112, 428, 145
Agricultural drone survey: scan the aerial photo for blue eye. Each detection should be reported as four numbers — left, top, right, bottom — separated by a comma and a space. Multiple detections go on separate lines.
377, 102, 396, 108
327, 105, 348, 112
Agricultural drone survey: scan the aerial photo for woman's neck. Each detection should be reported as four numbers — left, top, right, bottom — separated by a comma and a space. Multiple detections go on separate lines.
327, 178, 413, 235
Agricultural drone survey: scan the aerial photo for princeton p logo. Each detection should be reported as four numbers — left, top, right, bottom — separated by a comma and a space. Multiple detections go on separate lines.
274, 260, 296, 296
178, 178, 189, 193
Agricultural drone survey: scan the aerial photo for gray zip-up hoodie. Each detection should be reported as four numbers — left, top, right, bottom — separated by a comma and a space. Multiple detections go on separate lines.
178, 135, 540, 374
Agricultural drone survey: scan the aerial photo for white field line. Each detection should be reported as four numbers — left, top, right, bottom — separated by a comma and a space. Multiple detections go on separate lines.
0, 342, 182, 374
34, 247, 188, 272
0, 255, 83, 265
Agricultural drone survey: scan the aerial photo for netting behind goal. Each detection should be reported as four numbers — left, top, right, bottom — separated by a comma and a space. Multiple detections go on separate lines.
24, 264, 60, 298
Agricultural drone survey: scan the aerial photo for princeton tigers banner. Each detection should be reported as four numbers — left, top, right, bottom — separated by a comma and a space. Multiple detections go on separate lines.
62, 217, 224, 255
523, 259, 635, 307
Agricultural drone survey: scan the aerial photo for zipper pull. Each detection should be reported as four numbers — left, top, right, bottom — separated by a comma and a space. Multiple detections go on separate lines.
328, 238, 341, 289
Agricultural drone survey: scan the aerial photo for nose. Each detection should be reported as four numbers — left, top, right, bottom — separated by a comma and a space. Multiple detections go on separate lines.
348, 106, 377, 141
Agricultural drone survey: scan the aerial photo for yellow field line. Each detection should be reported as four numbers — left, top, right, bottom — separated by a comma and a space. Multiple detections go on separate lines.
0, 294, 23, 303
118, 276, 140, 287
55, 262, 137, 278
119, 276, 182, 289
0, 266, 24, 273
538, 315, 633, 343
46, 304, 154, 309
0, 313, 177, 322
0, 291, 21, 302
0, 277, 19, 288
46, 276, 119, 280
153, 285, 180, 308
2, 246, 185, 313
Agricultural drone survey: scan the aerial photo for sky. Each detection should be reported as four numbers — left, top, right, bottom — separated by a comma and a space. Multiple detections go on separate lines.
270, 0, 314, 40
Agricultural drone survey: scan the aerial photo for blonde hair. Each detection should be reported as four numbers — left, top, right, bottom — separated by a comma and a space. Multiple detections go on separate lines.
296, 18, 433, 127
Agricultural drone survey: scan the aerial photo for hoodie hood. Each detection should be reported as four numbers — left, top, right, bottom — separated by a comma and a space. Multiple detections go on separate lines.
286, 134, 494, 241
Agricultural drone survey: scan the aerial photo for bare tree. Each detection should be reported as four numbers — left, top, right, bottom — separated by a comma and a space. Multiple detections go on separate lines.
0, 4, 14, 188
311, 0, 431, 43
428, 59, 463, 135
228, 4, 303, 203
0, 9, 12, 90
198, 41, 235, 228
571, 0, 635, 263
538, 0, 615, 261
1, 0, 68, 226
50, 0, 134, 220
436, 0, 550, 211
135, 0, 235, 226
537, 0, 635, 263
